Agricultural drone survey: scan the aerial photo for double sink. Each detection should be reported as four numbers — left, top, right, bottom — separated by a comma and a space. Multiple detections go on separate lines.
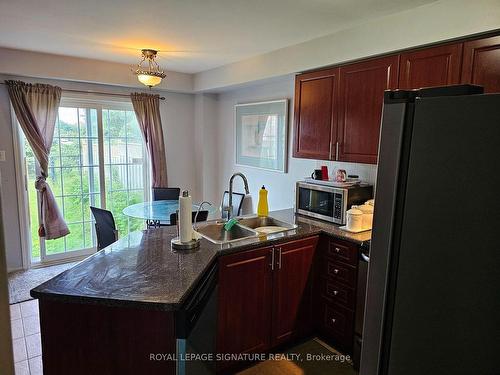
195, 216, 298, 244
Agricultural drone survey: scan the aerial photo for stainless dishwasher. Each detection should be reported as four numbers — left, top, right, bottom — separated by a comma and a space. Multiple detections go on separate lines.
175, 261, 218, 375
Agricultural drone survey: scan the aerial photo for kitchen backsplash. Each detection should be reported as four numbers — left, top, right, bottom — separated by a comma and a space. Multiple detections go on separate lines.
314, 160, 378, 185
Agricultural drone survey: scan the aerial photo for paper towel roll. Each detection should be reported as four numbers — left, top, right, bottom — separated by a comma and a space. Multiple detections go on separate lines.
179, 191, 192, 243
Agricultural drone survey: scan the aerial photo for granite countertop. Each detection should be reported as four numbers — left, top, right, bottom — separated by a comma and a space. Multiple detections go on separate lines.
31, 209, 370, 311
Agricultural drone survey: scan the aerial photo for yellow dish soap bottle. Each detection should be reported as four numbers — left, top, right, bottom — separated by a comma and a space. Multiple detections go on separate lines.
257, 185, 269, 217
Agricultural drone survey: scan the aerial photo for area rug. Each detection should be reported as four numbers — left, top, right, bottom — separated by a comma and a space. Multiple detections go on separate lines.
237, 339, 357, 375
8, 262, 79, 304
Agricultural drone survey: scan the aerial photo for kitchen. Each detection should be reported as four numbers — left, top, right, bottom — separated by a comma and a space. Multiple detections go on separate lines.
1, 1, 499, 375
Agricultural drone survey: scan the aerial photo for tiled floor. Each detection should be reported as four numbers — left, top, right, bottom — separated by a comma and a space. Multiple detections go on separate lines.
9, 300, 43, 375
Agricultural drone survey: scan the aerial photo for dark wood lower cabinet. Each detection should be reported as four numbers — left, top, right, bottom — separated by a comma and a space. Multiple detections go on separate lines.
315, 237, 359, 353
216, 245, 274, 370
217, 236, 319, 372
271, 236, 318, 346
216, 234, 364, 372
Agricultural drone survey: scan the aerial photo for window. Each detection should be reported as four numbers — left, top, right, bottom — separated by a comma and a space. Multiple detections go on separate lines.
22, 99, 149, 263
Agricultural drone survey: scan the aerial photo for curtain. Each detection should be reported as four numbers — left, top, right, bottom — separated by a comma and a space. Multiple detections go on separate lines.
130, 93, 168, 187
6, 80, 69, 240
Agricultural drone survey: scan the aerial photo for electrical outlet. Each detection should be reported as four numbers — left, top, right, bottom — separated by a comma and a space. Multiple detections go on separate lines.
0, 150, 5, 162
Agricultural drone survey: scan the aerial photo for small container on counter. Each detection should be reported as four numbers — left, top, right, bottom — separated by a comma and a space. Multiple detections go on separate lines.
357, 204, 374, 230
346, 207, 363, 232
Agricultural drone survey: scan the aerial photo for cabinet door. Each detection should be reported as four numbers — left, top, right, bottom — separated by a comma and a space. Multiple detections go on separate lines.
337, 55, 399, 164
293, 68, 338, 160
461, 35, 500, 93
217, 246, 273, 363
399, 43, 463, 89
271, 236, 318, 346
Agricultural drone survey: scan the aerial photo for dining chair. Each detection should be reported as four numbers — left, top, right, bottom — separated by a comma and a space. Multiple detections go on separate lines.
169, 210, 209, 226
220, 191, 245, 220
90, 206, 119, 250
152, 187, 181, 201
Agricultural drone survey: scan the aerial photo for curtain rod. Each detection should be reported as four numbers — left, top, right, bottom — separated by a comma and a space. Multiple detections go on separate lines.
1, 82, 165, 100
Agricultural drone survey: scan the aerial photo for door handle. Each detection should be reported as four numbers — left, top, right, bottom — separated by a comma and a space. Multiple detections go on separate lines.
270, 248, 275, 270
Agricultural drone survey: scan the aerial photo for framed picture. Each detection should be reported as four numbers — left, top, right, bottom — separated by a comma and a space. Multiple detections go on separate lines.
235, 99, 288, 173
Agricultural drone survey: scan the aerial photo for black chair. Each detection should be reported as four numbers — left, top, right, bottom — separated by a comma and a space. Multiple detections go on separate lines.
221, 191, 245, 219
152, 187, 181, 201
169, 210, 209, 226
90, 206, 118, 250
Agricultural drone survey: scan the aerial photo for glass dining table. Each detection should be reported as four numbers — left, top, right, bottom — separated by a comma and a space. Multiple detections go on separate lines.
122, 200, 215, 228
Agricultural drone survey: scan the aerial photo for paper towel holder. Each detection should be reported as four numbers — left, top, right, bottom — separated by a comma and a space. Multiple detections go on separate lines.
171, 201, 212, 251
171, 237, 200, 251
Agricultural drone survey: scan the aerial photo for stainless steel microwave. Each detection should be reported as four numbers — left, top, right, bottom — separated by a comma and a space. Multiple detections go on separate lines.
295, 181, 373, 225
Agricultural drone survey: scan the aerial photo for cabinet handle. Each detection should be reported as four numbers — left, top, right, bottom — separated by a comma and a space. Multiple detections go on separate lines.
333, 290, 338, 296
335, 141, 339, 160
329, 141, 333, 159
270, 249, 275, 270
277, 248, 282, 270
335, 247, 340, 253
333, 269, 339, 274
331, 318, 336, 324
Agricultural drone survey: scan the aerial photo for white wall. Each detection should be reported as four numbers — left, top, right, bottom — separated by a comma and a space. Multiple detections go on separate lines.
0, 74, 196, 271
194, 93, 219, 203
214, 76, 378, 213
195, 0, 500, 91
0, 47, 193, 93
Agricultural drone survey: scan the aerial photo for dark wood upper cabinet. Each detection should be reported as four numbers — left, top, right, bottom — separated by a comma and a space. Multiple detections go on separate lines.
217, 246, 273, 367
293, 68, 338, 160
337, 55, 399, 164
271, 236, 318, 347
461, 35, 500, 93
399, 43, 463, 89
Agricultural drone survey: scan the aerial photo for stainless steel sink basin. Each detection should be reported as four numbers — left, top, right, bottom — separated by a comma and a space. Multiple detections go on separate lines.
195, 216, 298, 244
237, 216, 298, 232
195, 221, 258, 244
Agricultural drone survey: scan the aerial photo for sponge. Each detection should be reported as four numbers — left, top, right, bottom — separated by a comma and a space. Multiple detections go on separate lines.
224, 218, 239, 231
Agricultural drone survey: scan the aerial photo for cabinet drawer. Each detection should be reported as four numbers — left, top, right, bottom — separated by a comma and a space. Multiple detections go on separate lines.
322, 259, 356, 286
279, 235, 319, 252
320, 277, 355, 309
327, 240, 358, 267
321, 302, 354, 348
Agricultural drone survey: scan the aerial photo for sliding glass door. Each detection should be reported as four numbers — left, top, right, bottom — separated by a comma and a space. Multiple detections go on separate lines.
22, 99, 149, 263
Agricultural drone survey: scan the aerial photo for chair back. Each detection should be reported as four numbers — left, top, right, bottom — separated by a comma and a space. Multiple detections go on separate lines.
90, 206, 118, 250
152, 187, 181, 201
221, 191, 245, 219
169, 210, 209, 226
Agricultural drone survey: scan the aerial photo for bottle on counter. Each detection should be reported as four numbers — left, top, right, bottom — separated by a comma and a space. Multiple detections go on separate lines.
257, 185, 269, 217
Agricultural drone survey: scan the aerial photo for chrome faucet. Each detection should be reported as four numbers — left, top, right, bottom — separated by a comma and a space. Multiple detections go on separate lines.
224, 172, 250, 220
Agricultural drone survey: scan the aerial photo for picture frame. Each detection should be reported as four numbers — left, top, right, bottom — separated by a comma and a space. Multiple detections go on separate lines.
235, 99, 288, 173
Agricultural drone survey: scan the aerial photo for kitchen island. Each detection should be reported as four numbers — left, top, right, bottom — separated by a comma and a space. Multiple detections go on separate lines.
31, 209, 370, 375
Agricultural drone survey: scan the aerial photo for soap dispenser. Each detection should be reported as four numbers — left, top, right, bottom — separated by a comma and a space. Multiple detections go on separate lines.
257, 186, 269, 217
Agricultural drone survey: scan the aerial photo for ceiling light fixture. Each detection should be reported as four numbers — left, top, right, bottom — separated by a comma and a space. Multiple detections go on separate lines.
132, 49, 166, 88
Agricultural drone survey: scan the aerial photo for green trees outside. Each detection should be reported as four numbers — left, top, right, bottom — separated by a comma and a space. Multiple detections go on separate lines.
26, 107, 147, 260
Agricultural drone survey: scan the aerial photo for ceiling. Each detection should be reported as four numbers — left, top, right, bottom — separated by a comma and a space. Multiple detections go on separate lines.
0, 0, 437, 74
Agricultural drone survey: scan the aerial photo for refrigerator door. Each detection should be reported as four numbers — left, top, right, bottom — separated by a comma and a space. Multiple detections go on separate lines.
362, 91, 500, 375
360, 93, 414, 375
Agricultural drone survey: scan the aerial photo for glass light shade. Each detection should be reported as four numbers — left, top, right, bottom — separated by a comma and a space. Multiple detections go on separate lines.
137, 74, 162, 87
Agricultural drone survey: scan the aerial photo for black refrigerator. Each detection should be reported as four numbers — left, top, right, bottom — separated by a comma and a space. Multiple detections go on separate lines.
360, 85, 500, 375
